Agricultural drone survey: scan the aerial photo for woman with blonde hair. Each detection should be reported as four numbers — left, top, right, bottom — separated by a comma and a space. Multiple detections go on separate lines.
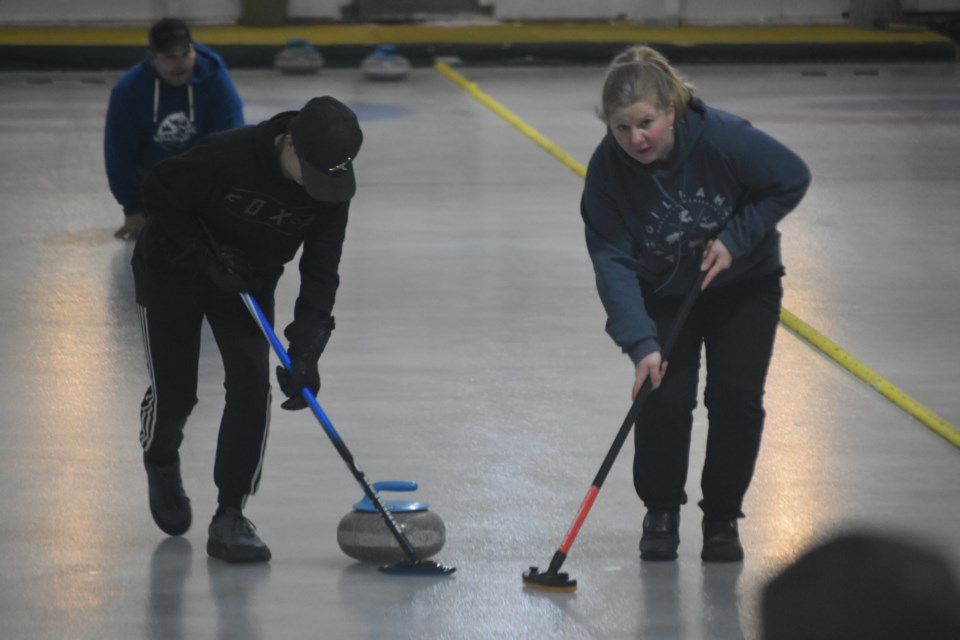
581, 46, 810, 562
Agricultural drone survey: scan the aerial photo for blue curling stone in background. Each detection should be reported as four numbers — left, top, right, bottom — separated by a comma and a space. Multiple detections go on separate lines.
274, 39, 324, 75
361, 45, 412, 81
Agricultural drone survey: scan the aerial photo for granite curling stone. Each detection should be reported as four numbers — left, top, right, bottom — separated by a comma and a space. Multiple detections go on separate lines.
337, 481, 446, 563
274, 39, 324, 75
360, 45, 411, 81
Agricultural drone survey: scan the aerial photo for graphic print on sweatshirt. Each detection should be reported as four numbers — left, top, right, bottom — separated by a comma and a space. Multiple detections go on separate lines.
221, 188, 315, 236
153, 111, 197, 150
643, 187, 732, 263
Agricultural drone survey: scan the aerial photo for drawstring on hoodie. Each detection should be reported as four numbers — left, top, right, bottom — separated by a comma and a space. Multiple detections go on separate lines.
153, 78, 195, 124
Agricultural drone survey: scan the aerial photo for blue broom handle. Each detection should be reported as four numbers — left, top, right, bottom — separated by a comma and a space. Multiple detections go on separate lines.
239, 291, 421, 560
239, 291, 344, 446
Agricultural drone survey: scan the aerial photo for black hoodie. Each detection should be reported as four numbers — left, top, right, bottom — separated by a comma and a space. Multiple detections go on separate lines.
138, 111, 349, 343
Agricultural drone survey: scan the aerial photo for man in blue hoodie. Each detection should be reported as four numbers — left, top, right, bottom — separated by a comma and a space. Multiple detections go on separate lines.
104, 18, 244, 240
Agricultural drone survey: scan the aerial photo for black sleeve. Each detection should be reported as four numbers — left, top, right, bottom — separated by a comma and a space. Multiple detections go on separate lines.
284, 202, 349, 345
141, 144, 221, 271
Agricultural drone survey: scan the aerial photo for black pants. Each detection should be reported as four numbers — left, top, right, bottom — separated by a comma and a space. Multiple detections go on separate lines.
133, 260, 278, 511
633, 271, 783, 520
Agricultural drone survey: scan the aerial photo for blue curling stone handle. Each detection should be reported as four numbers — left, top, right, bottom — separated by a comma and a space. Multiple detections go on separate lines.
353, 480, 429, 513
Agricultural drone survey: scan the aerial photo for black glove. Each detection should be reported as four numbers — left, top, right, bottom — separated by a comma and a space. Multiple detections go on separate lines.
204, 245, 250, 294
276, 325, 332, 410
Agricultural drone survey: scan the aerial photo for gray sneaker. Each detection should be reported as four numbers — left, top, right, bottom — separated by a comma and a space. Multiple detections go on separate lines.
144, 454, 192, 536
207, 508, 272, 563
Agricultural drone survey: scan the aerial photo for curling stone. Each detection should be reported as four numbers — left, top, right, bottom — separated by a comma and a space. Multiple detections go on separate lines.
273, 39, 324, 75
337, 481, 445, 563
360, 45, 411, 81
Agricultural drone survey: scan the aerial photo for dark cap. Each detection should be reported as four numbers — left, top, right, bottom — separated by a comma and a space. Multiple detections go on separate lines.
149, 18, 193, 53
290, 97, 363, 202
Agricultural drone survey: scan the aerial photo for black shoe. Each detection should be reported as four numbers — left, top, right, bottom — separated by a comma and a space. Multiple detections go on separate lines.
701, 517, 744, 562
639, 511, 680, 561
207, 508, 272, 563
144, 454, 192, 536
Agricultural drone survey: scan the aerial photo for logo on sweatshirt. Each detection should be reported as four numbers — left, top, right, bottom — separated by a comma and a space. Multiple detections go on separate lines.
153, 111, 196, 150
644, 187, 732, 261
222, 189, 316, 235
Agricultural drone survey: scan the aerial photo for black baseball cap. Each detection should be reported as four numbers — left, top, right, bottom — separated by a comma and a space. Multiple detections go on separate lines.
149, 18, 193, 53
290, 97, 363, 202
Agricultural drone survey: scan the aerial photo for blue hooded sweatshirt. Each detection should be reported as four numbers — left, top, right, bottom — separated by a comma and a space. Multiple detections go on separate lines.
103, 42, 244, 216
581, 99, 811, 364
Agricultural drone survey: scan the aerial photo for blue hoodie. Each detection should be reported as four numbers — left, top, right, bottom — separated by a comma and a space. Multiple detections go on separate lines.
103, 42, 244, 216
581, 99, 811, 364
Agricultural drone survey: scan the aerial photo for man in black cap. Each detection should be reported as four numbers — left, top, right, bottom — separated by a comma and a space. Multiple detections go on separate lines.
105, 18, 244, 240
132, 97, 362, 562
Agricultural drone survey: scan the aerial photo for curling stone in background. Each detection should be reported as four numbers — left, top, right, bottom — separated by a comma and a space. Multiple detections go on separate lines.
337, 481, 445, 563
360, 45, 411, 81
274, 39, 324, 75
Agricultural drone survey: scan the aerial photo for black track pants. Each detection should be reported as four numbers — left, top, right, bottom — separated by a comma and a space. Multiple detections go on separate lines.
633, 271, 783, 520
134, 264, 278, 510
